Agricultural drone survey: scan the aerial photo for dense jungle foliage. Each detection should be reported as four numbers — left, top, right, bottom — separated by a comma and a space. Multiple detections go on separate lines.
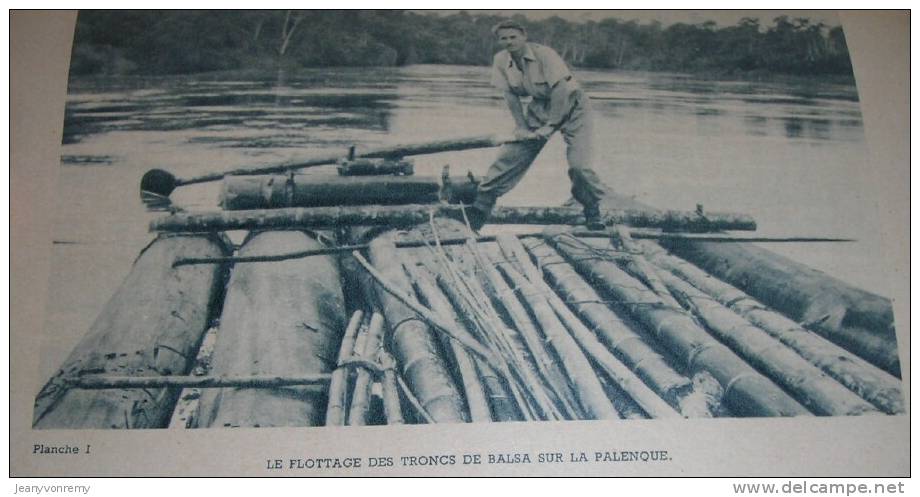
70, 10, 853, 78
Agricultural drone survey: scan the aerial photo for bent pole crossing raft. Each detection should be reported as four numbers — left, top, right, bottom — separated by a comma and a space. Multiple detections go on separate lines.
140, 134, 529, 198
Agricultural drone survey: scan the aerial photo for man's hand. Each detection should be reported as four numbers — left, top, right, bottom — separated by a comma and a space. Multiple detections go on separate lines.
533, 126, 555, 140
513, 127, 536, 140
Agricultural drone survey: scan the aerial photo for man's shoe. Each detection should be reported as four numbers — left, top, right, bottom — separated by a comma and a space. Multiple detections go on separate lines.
584, 205, 605, 230
466, 206, 489, 231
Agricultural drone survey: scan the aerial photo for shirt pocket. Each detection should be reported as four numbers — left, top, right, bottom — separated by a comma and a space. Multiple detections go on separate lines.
527, 68, 551, 98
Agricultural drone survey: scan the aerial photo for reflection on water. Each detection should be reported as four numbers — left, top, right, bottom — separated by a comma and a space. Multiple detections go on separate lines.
781, 117, 833, 140
63, 66, 863, 152
64, 80, 400, 147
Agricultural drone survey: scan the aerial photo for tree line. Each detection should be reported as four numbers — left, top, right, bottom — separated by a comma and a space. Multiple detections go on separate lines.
69, 10, 853, 78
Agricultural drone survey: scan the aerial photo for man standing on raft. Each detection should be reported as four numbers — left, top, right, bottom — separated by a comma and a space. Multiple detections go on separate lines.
468, 20, 607, 231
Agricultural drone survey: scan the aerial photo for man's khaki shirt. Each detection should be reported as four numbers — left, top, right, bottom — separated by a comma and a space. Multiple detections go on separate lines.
490, 42, 578, 127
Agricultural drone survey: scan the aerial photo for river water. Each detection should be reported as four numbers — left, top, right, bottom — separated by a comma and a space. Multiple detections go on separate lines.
42, 64, 888, 380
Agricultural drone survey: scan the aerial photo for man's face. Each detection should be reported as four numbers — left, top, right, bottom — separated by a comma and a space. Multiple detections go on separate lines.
496, 28, 527, 55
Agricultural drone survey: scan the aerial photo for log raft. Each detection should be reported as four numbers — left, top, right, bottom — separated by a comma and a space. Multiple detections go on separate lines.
39, 169, 904, 427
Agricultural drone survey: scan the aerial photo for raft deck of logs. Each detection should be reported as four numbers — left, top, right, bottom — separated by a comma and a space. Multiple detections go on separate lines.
34, 163, 903, 429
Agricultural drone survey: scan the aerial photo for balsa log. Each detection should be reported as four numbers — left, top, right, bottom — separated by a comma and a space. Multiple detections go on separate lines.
403, 259, 493, 422
493, 257, 622, 420
348, 313, 385, 426
33, 234, 229, 429
220, 175, 441, 210
641, 242, 904, 415
497, 235, 682, 419
378, 352, 405, 424
151, 205, 757, 233
325, 310, 365, 426
366, 235, 468, 423
430, 243, 555, 421
546, 232, 810, 417
656, 269, 879, 416
197, 231, 346, 428
660, 240, 899, 376
469, 244, 582, 419
521, 238, 693, 406
612, 226, 682, 309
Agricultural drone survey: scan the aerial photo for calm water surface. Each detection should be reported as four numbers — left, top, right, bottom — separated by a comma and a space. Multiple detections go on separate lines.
42, 65, 888, 380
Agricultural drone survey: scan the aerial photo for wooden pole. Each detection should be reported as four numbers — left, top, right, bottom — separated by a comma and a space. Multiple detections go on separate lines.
348, 313, 386, 426
469, 244, 583, 419
150, 205, 757, 233
196, 231, 346, 428
397, 376, 436, 424
412, 217, 545, 420
337, 158, 413, 176
325, 310, 364, 426
378, 352, 405, 425
573, 230, 855, 243
546, 231, 810, 417
149, 134, 512, 191
640, 241, 904, 415
174, 244, 365, 267
68, 374, 331, 390
597, 374, 650, 419
33, 234, 229, 429
428, 242, 552, 421
659, 239, 899, 376
496, 235, 683, 419
363, 236, 468, 423
520, 238, 694, 407
612, 226, 682, 309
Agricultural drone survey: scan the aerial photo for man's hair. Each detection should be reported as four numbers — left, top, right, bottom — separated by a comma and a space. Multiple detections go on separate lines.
492, 20, 527, 36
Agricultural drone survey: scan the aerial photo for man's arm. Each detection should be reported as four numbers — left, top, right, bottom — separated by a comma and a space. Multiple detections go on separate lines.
534, 80, 570, 139
503, 90, 528, 128
502, 90, 531, 138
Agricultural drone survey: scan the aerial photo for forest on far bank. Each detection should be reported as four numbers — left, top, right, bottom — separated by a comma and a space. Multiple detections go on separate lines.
70, 10, 854, 79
